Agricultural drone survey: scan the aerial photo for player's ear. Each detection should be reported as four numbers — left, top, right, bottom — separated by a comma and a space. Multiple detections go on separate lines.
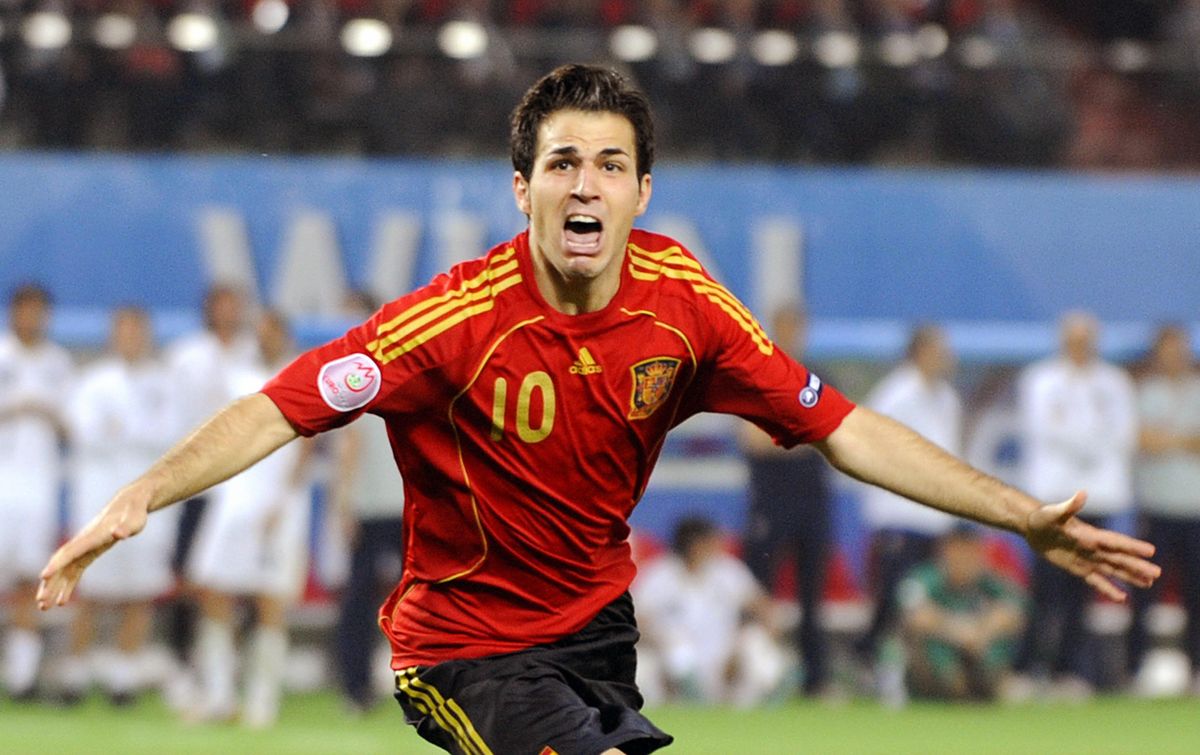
635, 172, 652, 217
513, 171, 531, 216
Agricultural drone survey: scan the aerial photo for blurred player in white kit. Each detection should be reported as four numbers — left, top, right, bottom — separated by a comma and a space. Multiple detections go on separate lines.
162, 284, 257, 701
0, 284, 73, 700
633, 516, 787, 707
186, 310, 315, 727
59, 307, 182, 704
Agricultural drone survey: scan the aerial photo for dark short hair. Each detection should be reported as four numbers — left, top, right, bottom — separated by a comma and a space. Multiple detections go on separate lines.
1151, 322, 1188, 351
9, 283, 51, 309
671, 515, 719, 558
201, 283, 244, 329
905, 323, 943, 360
510, 64, 655, 181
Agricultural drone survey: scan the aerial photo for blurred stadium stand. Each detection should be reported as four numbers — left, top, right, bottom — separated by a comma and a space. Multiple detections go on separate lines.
0, 1, 1199, 169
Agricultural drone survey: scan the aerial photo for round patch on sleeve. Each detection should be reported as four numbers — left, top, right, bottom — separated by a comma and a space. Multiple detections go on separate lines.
798, 372, 823, 408
317, 353, 382, 412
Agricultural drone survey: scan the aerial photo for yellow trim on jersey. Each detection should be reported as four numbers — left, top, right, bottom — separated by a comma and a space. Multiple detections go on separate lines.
367, 249, 521, 365
373, 248, 516, 337
396, 668, 493, 755
441, 315, 546, 584
626, 243, 773, 356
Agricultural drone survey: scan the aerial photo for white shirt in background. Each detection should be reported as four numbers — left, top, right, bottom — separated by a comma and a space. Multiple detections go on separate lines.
165, 329, 258, 433
1018, 356, 1137, 514
68, 356, 181, 599
189, 363, 311, 600
860, 364, 960, 534
1135, 373, 1200, 518
346, 414, 405, 520
0, 332, 73, 582
0, 332, 73, 502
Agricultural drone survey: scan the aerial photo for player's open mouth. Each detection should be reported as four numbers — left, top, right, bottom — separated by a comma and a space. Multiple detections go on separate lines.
563, 214, 603, 255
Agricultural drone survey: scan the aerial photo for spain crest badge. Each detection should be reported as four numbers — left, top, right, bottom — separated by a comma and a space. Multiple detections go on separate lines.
628, 357, 681, 419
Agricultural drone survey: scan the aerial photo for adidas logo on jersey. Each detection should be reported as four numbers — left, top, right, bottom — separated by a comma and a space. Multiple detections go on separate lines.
569, 347, 603, 375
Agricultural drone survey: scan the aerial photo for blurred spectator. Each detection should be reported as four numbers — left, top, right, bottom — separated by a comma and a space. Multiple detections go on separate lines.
740, 305, 835, 697
120, 2, 187, 149
854, 325, 960, 684
633, 516, 788, 707
0, 283, 73, 702
161, 283, 257, 708
938, 0, 1072, 166
329, 292, 406, 715
1065, 70, 1169, 172
1010, 311, 1137, 699
186, 311, 316, 728
0, 1, 1195, 167
1126, 324, 1200, 696
897, 524, 1026, 702
964, 367, 1024, 490
58, 307, 181, 706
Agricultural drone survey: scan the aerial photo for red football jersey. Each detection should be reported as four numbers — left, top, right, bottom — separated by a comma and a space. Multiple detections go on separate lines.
262, 228, 854, 668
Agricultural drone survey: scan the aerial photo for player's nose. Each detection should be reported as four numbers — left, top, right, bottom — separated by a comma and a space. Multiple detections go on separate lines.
572, 163, 599, 199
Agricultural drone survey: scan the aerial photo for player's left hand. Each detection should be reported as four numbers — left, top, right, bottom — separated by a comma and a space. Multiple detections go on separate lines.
1025, 490, 1160, 601
36, 483, 152, 610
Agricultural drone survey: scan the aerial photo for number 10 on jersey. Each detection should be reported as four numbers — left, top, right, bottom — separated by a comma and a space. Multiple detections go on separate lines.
490, 372, 555, 444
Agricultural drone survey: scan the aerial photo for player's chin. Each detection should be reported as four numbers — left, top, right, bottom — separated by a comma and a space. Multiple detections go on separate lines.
560, 254, 609, 279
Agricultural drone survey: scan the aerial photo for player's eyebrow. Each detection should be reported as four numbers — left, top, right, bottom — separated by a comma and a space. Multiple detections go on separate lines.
544, 146, 630, 159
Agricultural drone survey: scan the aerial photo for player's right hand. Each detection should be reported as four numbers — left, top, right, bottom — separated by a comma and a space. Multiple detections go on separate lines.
36, 485, 151, 610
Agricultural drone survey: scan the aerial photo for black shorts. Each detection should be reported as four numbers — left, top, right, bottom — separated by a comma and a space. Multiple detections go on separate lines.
394, 592, 673, 755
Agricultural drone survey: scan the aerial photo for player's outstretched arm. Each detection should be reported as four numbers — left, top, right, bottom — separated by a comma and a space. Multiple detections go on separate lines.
37, 392, 299, 610
813, 406, 1160, 601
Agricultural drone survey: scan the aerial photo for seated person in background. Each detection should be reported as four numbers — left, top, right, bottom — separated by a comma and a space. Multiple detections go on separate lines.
897, 524, 1026, 702
632, 516, 788, 707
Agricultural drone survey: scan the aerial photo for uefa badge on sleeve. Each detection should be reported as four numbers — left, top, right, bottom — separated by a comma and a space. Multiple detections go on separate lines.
318, 353, 382, 412
798, 372, 823, 409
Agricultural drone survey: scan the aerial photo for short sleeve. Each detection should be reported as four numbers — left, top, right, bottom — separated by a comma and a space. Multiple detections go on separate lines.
262, 307, 410, 437
690, 309, 854, 447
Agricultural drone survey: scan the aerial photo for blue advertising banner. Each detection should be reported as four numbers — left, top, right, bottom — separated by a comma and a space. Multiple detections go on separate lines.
2, 154, 1197, 329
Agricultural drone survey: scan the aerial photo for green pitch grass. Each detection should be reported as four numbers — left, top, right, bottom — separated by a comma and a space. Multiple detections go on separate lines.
2, 693, 1198, 754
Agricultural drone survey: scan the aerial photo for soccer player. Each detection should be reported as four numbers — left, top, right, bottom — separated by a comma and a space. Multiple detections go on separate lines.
854, 325, 961, 683
186, 311, 315, 728
161, 283, 257, 705
633, 516, 787, 706
40, 65, 1159, 754
1, 283, 73, 701
59, 307, 181, 705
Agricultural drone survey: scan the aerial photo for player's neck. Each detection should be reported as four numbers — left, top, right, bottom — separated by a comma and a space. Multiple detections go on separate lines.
530, 252, 621, 316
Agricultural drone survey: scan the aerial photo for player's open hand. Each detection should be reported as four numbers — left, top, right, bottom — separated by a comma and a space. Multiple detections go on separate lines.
1025, 490, 1160, 602
36, 485, 152, 610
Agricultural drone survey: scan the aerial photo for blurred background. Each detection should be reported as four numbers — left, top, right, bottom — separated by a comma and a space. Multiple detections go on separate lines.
1, 0, 1200, 746
2, 0, 1200, 168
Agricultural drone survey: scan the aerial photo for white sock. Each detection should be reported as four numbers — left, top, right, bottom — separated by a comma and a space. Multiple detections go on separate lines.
57, 653, 91, 696
4, 628, 44, 694
242, 626, 287, 728
195, 618, 237, 719
104, 651, 141, 696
